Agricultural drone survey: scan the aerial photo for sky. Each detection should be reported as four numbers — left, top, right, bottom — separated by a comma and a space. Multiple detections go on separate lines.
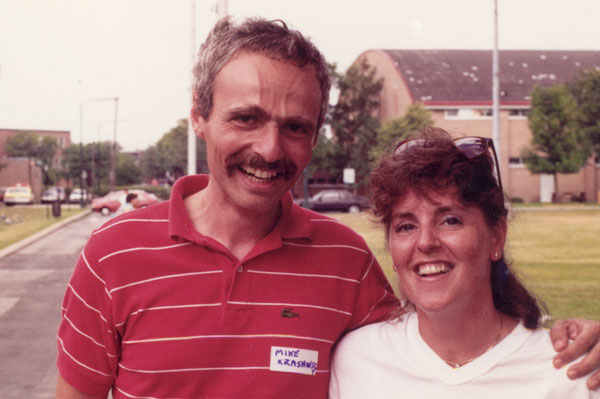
1, 0, 599, 152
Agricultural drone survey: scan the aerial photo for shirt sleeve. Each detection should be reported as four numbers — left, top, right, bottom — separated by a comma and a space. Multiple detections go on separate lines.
329, 326, 372, 399
347, 250, 399, 330
56, 241, 119, 396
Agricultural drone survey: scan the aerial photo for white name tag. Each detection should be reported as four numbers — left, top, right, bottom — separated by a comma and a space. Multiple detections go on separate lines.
269, 346, 318, 376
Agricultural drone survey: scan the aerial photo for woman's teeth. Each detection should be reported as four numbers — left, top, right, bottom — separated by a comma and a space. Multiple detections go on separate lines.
417, 263, 450, 277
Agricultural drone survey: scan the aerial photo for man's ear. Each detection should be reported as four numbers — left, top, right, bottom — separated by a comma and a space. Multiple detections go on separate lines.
190, 107, 206, 140
311, 131, 319, 148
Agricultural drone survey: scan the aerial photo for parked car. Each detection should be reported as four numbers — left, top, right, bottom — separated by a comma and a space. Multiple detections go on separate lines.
41, 187, 66, 203
91, 189, 160, 216
68, 188, 90, 204
297, 189, 369, 213
3, 184, 35, 205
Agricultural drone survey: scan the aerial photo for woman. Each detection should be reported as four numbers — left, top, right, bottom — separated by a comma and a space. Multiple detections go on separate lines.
329, 127, 597, 398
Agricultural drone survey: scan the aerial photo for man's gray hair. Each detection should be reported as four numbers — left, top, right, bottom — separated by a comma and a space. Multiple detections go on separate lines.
192, 17, 331, 132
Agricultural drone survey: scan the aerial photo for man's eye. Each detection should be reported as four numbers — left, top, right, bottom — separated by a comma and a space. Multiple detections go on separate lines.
288, 123, 303, 132
284, 122, 310, 136
236, 115, 256, 123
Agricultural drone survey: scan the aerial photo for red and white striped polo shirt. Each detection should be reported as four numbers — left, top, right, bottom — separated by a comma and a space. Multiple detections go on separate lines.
57, 174, 399, 399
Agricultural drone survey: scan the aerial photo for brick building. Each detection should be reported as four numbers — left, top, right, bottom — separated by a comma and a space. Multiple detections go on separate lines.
356, 49, 600, 203
0, 128, 71, 201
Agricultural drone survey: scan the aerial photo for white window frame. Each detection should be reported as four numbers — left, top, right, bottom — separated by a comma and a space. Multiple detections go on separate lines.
444, 108, 493, 120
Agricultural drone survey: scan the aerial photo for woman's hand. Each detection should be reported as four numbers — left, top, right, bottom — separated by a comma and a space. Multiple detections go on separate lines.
550, 318, 600, 390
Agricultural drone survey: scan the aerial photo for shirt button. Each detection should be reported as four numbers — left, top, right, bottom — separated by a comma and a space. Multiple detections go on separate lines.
237, 266, 244, 273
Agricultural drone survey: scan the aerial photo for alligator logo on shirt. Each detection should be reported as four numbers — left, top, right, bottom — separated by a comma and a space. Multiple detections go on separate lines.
281, 308, 300, 318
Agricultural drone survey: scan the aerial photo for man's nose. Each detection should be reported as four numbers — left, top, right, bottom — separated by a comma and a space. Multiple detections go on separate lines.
254, 122, 284, 163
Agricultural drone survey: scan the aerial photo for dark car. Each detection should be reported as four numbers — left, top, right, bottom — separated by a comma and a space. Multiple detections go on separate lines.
298, 189, 369, 213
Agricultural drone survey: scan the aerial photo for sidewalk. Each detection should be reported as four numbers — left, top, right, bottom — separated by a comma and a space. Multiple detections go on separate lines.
0, 209, 92, 260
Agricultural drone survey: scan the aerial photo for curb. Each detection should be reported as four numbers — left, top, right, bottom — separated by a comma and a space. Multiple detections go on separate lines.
0, 209, 92, 260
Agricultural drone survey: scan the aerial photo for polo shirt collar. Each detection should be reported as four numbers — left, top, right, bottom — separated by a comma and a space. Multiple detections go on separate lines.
168, 174, 316, 247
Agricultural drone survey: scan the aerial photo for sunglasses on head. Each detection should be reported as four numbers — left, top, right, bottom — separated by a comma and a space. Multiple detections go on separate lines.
393, 136, 503, 193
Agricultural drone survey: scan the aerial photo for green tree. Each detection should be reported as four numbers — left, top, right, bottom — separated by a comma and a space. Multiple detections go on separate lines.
38, 136, 59, 185
522, 85, 591, 199
370, 104, 433, 160
328, 59, 383, 189
141, 119, 208, 182
5, 131, 59, 186
116, 153, 142, 185
5, 131, 39, 158
307, 131, 338, 179
61, 142, 113, 190
570, 69, 600, 156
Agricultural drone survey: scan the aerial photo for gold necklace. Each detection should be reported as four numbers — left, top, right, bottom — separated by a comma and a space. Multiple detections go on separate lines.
443, 314, 504, 369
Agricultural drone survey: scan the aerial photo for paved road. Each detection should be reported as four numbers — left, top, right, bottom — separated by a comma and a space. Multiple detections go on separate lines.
0, 212, 108, 399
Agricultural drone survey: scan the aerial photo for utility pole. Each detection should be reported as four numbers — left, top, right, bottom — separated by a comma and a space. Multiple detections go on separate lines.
187, 0, 197, 176
79, 102, 85, 207
492, 0, 501, 163
80, 96, 120, 199
109, 97, 119, 191
216, 0, 228, 18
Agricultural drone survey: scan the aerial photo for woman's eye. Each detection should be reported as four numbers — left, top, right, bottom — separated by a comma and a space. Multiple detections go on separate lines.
395, 223, 416, 233
442, 216, 462, 226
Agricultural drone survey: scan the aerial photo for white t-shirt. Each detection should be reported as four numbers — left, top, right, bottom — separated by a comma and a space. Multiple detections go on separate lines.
330, 312, 597, 399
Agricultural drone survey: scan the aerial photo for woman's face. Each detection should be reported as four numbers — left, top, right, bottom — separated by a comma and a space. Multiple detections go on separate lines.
389, 188, 506, 316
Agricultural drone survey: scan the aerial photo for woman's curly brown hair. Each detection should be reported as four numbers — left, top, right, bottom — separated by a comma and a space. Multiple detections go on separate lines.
369, 127, 546, 328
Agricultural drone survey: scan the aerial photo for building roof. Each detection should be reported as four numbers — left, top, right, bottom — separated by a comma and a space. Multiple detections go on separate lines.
381, 49, 600, 106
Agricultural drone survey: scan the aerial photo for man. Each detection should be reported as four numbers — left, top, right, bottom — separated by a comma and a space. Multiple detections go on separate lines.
57, 17, 600, 398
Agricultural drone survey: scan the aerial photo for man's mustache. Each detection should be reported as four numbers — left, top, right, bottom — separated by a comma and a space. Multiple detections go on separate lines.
228, 153, 298, 180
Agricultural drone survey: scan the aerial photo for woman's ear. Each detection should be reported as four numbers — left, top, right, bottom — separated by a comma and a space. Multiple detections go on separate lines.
490, 217, 507, 261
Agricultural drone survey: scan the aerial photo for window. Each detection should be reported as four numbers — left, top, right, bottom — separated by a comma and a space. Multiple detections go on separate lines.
444, 108, 493, 120
320, 192, 340, 203
509, 157, 525, 167
508, 109, 529, 118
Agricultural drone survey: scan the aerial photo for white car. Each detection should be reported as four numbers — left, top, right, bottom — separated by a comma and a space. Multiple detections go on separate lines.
42, 187, 66, 203
68, 188, 89, 203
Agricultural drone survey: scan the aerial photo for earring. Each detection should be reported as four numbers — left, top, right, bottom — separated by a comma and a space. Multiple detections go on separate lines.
493, 251, 500, 260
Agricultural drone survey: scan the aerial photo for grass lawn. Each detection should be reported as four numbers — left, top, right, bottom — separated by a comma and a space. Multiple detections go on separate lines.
333, 208, 600, 323
0, 204, 87, 250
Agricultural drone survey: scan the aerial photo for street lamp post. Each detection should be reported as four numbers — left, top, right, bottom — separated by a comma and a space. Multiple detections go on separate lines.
110, 97, 119, 192
79, 103, 85, 207
94, 119, 126, 197
79, 96, 120, 202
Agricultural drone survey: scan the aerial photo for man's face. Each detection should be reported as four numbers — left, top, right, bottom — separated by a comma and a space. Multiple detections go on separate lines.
192, 51, 321, 215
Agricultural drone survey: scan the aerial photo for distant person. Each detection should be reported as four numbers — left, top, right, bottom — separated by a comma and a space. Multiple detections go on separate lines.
115, 192, 138, 214
330, 128, 600, 398
56, 18, 600, 399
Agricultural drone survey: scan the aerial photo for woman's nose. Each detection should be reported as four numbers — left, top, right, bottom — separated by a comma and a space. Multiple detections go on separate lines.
416, 225, 441, 252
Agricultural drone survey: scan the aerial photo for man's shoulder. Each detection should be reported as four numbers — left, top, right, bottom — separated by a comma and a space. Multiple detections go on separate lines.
89, 200, 171, 245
